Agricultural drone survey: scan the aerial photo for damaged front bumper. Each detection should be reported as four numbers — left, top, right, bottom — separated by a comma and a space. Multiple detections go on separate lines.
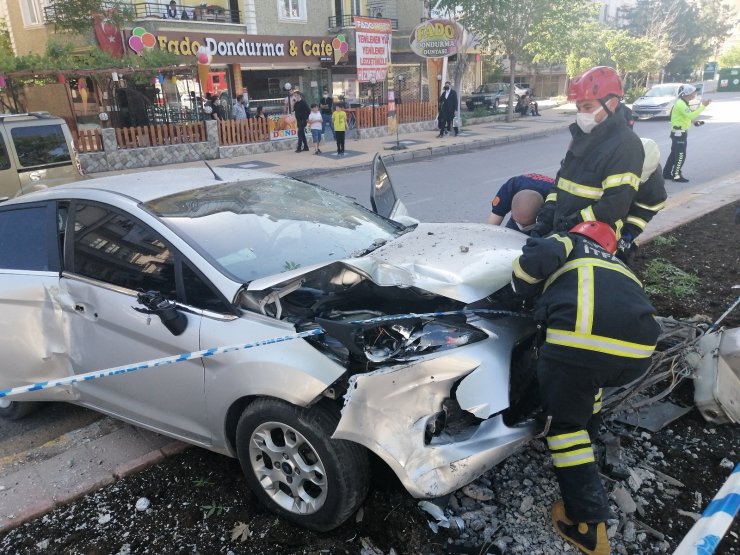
332, 315, 538, 499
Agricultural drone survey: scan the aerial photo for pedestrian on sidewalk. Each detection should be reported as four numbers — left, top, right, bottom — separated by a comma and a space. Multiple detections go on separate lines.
332, 104, 347, 155
308, 104, 323, 155
663, 84, 711, 183
319, 89, 334, 140
232, 94, 247, 120
511, 220, 660, 555
293, 92, 310, 153
530, 66, 643, 239
437, 81, 458, 137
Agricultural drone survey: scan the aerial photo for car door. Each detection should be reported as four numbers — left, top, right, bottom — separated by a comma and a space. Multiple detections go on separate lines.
0, 126, 21, 200
59, 200, 211, 445
0, 201, 76, 401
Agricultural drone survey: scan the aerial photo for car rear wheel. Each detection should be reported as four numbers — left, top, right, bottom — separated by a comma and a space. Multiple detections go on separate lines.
235, 398, 370, 531
0, 399, 40, 420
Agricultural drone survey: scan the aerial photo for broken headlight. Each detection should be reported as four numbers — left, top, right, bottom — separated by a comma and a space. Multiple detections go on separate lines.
317, 315, 487, 364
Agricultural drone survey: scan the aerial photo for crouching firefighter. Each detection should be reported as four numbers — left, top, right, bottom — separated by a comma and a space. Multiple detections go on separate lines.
511, 221, 661, 555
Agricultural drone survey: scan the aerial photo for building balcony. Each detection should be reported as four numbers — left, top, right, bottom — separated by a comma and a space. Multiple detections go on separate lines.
44, 1, 241, 26
328, 14, 398, 31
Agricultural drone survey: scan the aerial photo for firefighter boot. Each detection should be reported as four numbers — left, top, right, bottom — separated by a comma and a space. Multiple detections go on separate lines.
551, 500, 610, 555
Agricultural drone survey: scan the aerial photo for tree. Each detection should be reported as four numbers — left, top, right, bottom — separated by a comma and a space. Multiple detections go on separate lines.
437, 0, 596, 121
0, 18, 12, 59
719, 44, 740, 68
46, 0, 134, 35
624, 0, 736, 80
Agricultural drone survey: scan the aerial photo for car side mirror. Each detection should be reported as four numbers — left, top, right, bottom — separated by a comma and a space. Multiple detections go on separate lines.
134, 290, 188, 336
369, 153, 418, 226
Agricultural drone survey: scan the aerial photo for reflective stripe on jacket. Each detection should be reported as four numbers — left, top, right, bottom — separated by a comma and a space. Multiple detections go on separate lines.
511, 233, 660, 368
535, 115, 643, 237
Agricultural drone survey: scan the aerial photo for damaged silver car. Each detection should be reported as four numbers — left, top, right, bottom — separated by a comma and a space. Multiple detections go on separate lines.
0, 156, 542, 531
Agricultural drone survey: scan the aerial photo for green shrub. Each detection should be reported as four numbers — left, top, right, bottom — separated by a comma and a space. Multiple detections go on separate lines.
624, 87, 646, 104
643, 258, 700, 299
651, 234, 678, 246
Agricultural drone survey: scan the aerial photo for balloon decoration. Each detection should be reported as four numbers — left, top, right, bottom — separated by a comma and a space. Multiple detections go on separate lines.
128, 27, 156, 55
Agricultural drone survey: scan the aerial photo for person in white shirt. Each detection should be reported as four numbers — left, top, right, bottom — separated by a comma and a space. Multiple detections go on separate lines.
308, 104, 324, 154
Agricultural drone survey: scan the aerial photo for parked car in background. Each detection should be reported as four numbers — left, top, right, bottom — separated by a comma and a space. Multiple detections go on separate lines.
463, 83, 511, 111
0, 112, 83, 201
513, 83, 531, 97
632, 82, 702, 120
0, 156, 539, 532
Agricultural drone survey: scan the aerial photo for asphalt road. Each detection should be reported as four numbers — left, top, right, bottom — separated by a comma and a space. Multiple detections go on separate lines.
2, 93, 738, 473
312, 93, 740, 223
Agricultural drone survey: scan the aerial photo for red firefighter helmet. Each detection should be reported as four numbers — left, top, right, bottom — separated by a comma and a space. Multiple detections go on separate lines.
567, 66, 623, 102
569, 221, 618, 254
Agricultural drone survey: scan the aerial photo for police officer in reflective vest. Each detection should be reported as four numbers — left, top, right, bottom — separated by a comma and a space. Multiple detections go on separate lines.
511, 221, 661, 555
663, 84, 711, 183
531, 67, 644, 239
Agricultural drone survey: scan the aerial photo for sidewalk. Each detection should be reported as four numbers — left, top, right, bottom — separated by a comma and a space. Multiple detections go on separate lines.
89, 101, 575, 180
2, 104, 739, 535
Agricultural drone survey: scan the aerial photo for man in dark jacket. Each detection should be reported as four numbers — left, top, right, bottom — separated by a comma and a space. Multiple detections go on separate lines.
531, 67, 644, 239
293, 92, 311, 153
488, 173, 555, 233
511, 220, 660, 555
437, 81, 458, 137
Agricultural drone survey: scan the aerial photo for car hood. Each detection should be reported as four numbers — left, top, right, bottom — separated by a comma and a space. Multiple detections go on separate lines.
247, 223, 527, 303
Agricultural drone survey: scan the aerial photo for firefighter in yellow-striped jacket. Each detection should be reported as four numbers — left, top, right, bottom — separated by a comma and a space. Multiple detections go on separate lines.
511, 221, 660, 555
530, 66, 644, 240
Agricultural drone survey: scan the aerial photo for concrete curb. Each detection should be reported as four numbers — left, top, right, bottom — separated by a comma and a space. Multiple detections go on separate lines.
0, 422, 187, 534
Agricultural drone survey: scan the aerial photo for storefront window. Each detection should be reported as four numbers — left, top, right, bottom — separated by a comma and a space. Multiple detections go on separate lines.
277, 0, 306, 22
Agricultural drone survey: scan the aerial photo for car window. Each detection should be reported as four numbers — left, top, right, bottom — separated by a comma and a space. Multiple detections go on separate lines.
182, 263, 230, 312
10, 124, 72, 168
71, 202, 176, 297
0, 134, 10, 170
645, 85, 679, 97
0, 206, 50, 271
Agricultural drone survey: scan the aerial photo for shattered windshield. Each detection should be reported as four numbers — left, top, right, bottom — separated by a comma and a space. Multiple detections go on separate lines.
145, 178, 403, 282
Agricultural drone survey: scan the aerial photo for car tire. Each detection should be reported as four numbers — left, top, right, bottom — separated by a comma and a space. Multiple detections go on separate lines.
0, 399, 40, 420
492, 98, 499, 110
235, 397, 370, 531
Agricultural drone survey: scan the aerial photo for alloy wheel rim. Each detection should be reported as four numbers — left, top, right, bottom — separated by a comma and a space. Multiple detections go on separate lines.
0, 399, 11, 409
249, 421, 328, 515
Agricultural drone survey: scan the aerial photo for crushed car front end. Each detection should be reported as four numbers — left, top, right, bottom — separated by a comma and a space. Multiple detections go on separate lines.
240, 222, 540, 499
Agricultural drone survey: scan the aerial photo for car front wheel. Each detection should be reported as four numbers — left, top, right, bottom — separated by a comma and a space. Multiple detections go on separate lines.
0, 399, 40, 420
235, 398, 370, 531
492, 98, 499, 110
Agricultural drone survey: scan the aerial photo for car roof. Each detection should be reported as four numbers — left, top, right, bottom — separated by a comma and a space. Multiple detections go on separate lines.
2, 166, 279, 205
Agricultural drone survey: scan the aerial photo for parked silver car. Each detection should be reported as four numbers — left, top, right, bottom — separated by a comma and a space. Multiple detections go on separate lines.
632, 82, 702, 119
0, 157, 538, 531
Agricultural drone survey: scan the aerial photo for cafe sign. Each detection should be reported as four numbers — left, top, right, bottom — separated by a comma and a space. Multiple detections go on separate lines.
409, 19, 463, 58
125, 30, 335, 63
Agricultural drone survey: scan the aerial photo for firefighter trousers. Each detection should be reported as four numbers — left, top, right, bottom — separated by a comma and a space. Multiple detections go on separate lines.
537, 354, 648, 523
664, 131, 688, 179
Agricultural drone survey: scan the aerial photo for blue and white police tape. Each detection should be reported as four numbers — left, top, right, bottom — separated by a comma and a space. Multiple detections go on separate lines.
673, 462, 740, 555
0, 307, 528, 400
0, 329, 324, 400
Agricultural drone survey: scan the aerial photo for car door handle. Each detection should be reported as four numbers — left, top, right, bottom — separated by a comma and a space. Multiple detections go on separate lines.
75, 304, 85, 313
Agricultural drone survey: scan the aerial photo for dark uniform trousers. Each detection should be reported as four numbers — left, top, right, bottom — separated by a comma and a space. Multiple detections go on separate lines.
664, 130, 688, 179
512, 232, 660, 524
538, 355, 649, 523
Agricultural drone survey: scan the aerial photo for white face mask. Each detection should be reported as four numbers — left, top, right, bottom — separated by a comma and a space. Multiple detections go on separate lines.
576, 106, 604, 134
515, 221, 536, 232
